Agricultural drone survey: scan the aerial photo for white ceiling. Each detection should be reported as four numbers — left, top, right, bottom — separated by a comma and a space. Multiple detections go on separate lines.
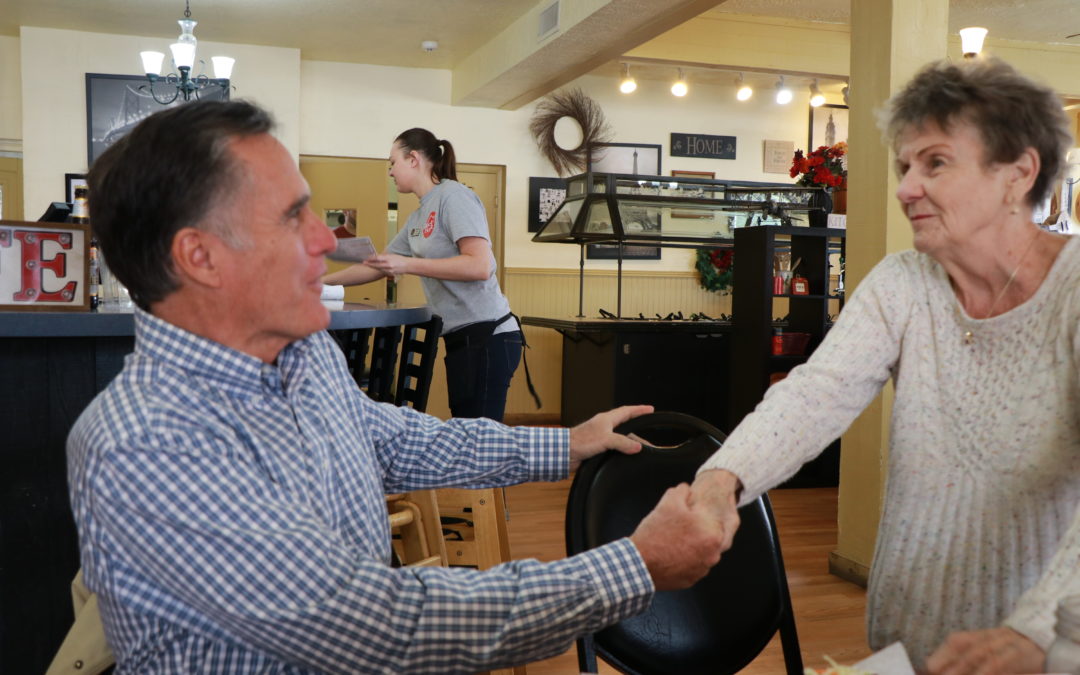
3, 0, 1078, 72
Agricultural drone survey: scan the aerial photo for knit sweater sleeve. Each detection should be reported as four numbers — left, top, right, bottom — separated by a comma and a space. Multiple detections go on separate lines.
700, 252, 915, 503
1003, 293, 1080, 651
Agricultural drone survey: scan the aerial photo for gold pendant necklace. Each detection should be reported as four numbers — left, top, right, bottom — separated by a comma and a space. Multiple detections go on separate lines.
962, 229, 1040, 346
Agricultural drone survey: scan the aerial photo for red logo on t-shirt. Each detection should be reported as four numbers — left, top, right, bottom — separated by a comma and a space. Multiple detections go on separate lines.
423, 211, 436, 238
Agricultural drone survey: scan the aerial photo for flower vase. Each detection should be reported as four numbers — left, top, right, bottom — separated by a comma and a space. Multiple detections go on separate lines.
832, 177, 848, 215
808, 188, 832, 228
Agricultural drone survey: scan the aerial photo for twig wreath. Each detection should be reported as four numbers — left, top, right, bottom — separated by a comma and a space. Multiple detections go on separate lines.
529, 88, 611, 176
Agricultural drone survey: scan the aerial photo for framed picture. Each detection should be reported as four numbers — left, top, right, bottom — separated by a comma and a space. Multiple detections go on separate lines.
585, 243, 661, 261
584, 143, 663, 260
763, 140, 795, 174
0, 219, 91, 312
671, 170, 715, 219
65, 173, 88, 204
528, 177, 567, 233
86, 73, 229, 166
808, 104, 848, 151
588, 142, 662, 175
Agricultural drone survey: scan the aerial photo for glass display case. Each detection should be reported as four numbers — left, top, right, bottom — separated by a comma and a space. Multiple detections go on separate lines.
531, 171, 829, 316
532, 171, 828, 249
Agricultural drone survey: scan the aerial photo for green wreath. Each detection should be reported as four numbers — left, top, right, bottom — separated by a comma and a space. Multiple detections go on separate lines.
696, 247, 734, 294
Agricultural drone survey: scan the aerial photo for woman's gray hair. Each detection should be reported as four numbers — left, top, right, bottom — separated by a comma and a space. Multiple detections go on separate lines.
880, 57, 1073, 206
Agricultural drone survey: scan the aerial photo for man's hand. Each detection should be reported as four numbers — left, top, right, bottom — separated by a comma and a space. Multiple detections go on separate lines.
923, 627, 1044, 675
688, 469, 743, 554
630, 483, 726, 590
567, 405, 653, 471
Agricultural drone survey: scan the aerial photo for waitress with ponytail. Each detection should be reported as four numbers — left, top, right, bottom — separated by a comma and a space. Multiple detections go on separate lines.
323, 128, 538, 421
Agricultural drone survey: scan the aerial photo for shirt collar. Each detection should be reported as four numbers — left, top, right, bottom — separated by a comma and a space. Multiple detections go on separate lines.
133, 307, 314, 399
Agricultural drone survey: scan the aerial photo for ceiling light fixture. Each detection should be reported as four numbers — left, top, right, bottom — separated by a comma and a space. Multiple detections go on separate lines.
139, 0, 233, 105
619, 63, 637, 94
735, 73, 753, 101
775, 76, 793, 105
809, 79, 826, 107
842, 84, 850, 106
671, 68, 688, 97
421, 40, 439, 52
959, 26, 988, 58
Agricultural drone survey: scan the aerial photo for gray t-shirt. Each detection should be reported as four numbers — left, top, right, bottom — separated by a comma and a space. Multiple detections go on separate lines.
387, 179, 513, 335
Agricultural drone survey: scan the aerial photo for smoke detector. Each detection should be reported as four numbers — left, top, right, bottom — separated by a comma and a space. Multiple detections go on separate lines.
421, 40, 439, 52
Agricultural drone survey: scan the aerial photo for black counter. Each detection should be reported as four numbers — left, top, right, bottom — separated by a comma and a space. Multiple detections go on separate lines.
0, 302, 430, 674
522, 316, 732, 432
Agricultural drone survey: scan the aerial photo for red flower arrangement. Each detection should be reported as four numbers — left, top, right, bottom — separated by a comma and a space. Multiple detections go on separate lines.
790, 141, 847, 188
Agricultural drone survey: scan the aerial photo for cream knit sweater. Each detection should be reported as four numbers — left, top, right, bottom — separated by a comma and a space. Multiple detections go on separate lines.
702, 236, 1080, 666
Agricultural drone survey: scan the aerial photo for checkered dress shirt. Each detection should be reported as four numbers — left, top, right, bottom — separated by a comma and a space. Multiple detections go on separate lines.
67, 308, 653, 673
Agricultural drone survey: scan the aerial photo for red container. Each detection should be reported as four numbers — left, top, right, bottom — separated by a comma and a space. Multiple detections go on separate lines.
775, 332, 811, 355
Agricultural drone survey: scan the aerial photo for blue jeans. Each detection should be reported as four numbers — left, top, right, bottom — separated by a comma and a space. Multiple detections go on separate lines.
443, 331, 522, 422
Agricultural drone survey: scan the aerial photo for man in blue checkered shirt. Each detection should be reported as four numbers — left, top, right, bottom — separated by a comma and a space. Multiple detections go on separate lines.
66, 101, 732, 673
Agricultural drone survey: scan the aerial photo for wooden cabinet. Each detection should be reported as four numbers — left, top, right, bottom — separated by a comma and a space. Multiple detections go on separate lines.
730, 225, 845, 487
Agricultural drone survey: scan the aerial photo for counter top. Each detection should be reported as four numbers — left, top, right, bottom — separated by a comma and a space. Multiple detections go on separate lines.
0, 302, 432, 337
522, 315, 734, 333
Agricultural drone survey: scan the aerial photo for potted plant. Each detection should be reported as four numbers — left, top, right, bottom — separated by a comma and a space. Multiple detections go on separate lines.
790, 142, 848, 223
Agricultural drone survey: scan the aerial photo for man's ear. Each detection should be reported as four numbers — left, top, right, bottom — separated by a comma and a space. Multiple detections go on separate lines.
171, 227, 225, 289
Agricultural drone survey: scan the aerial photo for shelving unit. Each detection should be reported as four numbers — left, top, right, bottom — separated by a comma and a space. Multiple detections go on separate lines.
730, 225, 846, 487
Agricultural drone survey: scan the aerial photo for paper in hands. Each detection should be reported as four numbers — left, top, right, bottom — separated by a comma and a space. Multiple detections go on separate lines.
327, 236, 377, 263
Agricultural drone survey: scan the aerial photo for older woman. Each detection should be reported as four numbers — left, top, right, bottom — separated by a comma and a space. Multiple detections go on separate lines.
693, 57, 1079, 673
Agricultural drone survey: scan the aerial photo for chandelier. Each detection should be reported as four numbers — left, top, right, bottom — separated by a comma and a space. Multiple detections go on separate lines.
138, 0, 234, 105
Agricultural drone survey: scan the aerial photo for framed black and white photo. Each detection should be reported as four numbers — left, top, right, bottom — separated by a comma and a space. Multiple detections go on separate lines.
85, 73, 229, 166
808, 104, 848, 151
587, 142, 662, 175
584, 143, 662, 260
64, 173, 88, 204
528, 177, 567, 233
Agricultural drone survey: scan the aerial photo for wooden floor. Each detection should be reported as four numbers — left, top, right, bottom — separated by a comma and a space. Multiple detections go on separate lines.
502, 481, 871, 674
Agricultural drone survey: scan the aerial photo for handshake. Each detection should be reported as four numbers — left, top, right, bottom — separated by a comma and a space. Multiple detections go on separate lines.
629, 468, 744, 590
568, 406, 746, 591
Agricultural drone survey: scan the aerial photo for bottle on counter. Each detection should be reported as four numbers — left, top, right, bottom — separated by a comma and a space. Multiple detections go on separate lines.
72, 186, 90, 225
385, 277, 398, 306
88, 236, 100, 310
1046, 595, 1080, 674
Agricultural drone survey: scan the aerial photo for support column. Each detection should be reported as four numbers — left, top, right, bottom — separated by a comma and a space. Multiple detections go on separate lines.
830, 0, 949, 586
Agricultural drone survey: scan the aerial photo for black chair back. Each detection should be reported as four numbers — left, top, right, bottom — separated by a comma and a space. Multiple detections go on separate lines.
394, 315, 443, 413
566, 412, 803, 675
366, 326, 403, 403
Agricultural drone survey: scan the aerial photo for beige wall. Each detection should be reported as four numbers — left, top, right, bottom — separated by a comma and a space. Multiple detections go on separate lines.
18, 26, 301, 218
0, 36, 21, 153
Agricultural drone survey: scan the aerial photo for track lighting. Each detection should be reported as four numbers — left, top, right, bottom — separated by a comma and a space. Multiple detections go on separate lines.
619, 63, 637, 94
775, 76, 793, 105
959, 27, 988, 58
842, 84, 850, 106
809, 80, 825, 107
671, 68, 688, 97
735, 73, 753, 101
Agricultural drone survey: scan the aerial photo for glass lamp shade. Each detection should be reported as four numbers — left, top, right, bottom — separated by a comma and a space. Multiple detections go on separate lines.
212, 56, 235, 79
170, 41, 196, 69
140, 50, 165, 75
959, 27, 988, 57
171, 17, 198, 68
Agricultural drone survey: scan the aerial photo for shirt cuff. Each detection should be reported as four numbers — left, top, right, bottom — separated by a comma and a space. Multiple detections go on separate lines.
573, 538, 654, 622
513, 425, 570, 482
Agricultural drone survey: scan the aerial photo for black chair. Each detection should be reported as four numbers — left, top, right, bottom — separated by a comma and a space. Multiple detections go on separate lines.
331, 327, 373, 389
366, 326, 403, 403
394, 315, 443, 413
565, 412, 803, 675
